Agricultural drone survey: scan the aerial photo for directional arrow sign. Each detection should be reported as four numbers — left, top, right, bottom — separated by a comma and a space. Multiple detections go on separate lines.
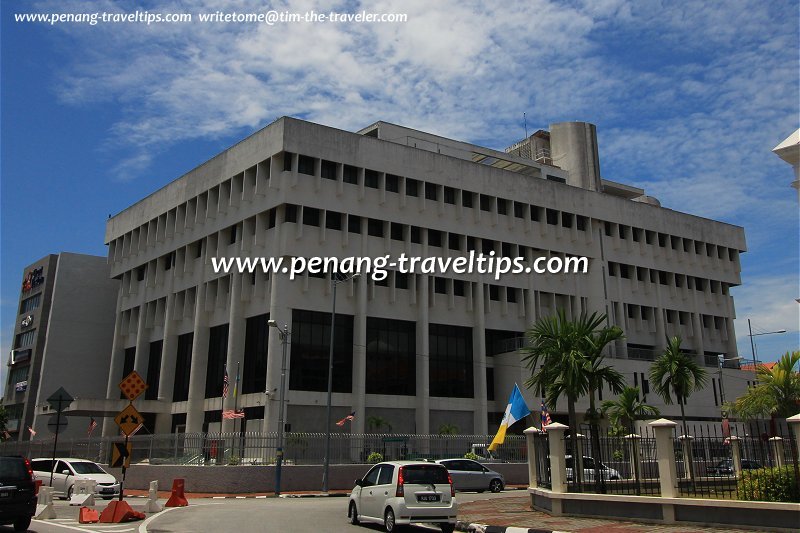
46, 387, 74, 412
114, 404, 144, 437
110, 442, 132, 468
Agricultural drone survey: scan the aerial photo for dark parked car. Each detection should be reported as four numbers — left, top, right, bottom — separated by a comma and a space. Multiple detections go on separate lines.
707, 458, 763, 476
0, 456, 38, 531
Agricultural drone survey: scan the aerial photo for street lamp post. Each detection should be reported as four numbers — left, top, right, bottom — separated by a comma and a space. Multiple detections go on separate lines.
268, 319, 290, 496
717, 354, 743, 407
322, 272, 358, 494
746, 319, 786, 370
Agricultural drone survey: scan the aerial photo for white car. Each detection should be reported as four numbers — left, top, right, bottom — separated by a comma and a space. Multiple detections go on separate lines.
435, 459, 505, 492
348, 461, 457, 533
565, 455, 621, 482
30, 458, 120, 499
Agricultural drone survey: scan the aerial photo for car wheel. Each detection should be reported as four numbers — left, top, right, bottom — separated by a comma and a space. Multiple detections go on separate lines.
67, 485, 74, 500
384, 507, 400, 532
489, 479, 503, 493
349, 501, 359, 525
440, 524, 455, 533
13, 516, 31, 532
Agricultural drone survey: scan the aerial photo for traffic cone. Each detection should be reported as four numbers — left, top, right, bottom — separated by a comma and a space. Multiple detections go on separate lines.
165, 478, 188, 507
78, 507, 99, 524
98, 500, 144, 523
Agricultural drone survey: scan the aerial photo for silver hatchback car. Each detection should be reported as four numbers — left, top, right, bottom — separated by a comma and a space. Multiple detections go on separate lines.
349, 461, 457, 533
435, 459, 505, 492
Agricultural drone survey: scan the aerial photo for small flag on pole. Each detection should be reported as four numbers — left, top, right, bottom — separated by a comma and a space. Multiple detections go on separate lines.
336, 411, 356, 427
222, 365, 229, 399
541, 400, 552, 432
28, 426, 36, 437
489, 384, 530, 451
87, 417, 98, 437
222, 409, 245, 419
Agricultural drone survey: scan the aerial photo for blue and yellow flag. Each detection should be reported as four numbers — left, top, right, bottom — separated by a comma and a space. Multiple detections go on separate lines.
488, 384, 531, 451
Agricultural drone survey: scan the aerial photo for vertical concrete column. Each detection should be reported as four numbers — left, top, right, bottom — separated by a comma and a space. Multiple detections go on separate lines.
769, 437, 785, 468
352, 273, 368, 435
222, 273, 245, 432
788, 414, 800, 464
472, 281, 488, 436
103, 306, 125, 437
155, 292, 178, 434
416, 274, 430, 436
728, 435, 743, 479
133, 303, 149, 376
691, 310, 705, 358
654, 307, 667, 352
626, 433, 642, 484
264, 273, 292, 434
524, 427, 541, 489
546, 422, 568, 494
649, 418, 678, 498
185, 285, 210, 433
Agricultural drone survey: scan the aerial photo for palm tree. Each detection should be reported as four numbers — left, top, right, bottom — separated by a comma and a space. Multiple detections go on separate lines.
438, 423, 459, 457
649, 336, 708, 437
521, 309, 622, 491
729, 351, 800, 497
601, 387, 660, 435
650, 336, 707, 483
366, 416, 392, 434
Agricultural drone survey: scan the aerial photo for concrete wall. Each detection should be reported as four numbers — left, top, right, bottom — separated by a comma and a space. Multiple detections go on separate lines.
118, 462, 529, 493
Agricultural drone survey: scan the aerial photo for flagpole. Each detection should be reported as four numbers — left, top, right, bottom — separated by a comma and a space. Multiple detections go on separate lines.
235, 361, 241, 459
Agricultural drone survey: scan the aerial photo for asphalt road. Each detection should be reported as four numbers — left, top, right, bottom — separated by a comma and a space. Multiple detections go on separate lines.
11, 491, 521, 533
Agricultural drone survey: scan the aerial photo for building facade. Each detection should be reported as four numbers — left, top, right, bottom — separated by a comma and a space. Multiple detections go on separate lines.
99, 117, 751, 438
4, 253, 118, 440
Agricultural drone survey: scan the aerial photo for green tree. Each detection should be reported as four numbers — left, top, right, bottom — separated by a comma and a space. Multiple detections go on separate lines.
649, 336, 708, 438
366, 416, 392, 433
601, 387, 660, 435
521, 309, 623, 491
438, 423, 459, 435
729, 351, 800, 499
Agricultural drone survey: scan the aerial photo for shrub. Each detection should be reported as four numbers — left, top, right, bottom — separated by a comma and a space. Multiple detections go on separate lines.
463, 452, 480, 461
367, 452, 383, 464
738, 466, 799, 503
227, 455, 240, 466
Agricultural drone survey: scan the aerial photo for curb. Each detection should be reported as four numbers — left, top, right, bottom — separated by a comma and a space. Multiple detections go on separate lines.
280, 492, 349, 498
456, 523, 563, 533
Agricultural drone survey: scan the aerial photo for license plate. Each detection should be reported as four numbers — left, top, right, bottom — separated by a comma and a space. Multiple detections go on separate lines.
100, 488, 114, 493
0, 492, 11, 498
417, 494, 440, 502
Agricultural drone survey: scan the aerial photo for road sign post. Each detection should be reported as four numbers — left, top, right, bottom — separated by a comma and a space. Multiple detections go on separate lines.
46, 387, 74, 489
116, 371, 147, 501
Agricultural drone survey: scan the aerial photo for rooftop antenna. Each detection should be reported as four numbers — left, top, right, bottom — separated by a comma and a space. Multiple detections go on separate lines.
523, 112, 528, 139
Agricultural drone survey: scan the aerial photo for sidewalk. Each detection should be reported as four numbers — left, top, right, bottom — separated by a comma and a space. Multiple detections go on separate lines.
456, 495, 755, 533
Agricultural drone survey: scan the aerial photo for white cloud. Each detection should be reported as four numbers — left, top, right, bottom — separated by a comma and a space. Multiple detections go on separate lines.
732, 273, 800, 359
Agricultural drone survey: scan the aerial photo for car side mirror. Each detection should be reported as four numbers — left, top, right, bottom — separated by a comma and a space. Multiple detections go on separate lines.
355, 479, 363, 487
62, 470, 70, 476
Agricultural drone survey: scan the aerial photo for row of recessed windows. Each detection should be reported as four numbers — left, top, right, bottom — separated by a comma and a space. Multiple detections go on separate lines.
19, 294, 41, 315
604, 222, 738, 263
14, 329, 36, 349
624, 303, 729, 331
608, 261, 730, 295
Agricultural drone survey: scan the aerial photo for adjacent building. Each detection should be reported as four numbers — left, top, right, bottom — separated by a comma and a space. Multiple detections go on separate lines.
96, 117, 751, 438
4, 253, 119, 440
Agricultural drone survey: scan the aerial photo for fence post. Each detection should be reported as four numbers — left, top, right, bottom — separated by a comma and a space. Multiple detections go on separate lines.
727, 435, 742, 478
649, 418, 678, 498
769, 437, 785, 468
524, 427, 540, 489
545, 422, 568, 494
787, 414, 800, 464
625, 434, 642, 492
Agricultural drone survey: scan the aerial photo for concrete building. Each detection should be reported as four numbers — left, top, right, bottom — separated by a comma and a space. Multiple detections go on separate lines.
96, 117, 752, 438
3, 253, 118, 440
772, 128, 800, 201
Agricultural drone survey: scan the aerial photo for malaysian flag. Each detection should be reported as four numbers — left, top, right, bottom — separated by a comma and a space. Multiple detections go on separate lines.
87, 417, 98, 437
222, 365, 229, 399
28, 426, 36, 437
541, 401, 552, 432
222, 409, 244, 419
336, 411, 356, 427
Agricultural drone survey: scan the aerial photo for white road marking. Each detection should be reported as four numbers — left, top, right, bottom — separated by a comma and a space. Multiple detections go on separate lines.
138, 502, 225, 533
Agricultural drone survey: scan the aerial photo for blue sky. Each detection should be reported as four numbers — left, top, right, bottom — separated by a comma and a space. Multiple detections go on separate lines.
2, 0, 798, 391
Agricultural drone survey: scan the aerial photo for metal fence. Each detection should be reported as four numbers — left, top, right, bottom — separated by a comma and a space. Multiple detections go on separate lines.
0, 432, 528, 466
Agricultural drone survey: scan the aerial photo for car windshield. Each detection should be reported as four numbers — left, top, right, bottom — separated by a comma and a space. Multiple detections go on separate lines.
70, 462, 107, 475
0, 458, 28, 480
403, 465, 450, 484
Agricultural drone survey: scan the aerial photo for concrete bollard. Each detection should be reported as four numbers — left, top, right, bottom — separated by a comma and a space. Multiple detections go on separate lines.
678, 435, 695, 481
524, 427, 541, 489
35, 486, 57, 519
769, 437, 785, 468
728, 436, 743, 479
144, 480, 163, 513
649, 418, 678, 498
70, 479, 96, 506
